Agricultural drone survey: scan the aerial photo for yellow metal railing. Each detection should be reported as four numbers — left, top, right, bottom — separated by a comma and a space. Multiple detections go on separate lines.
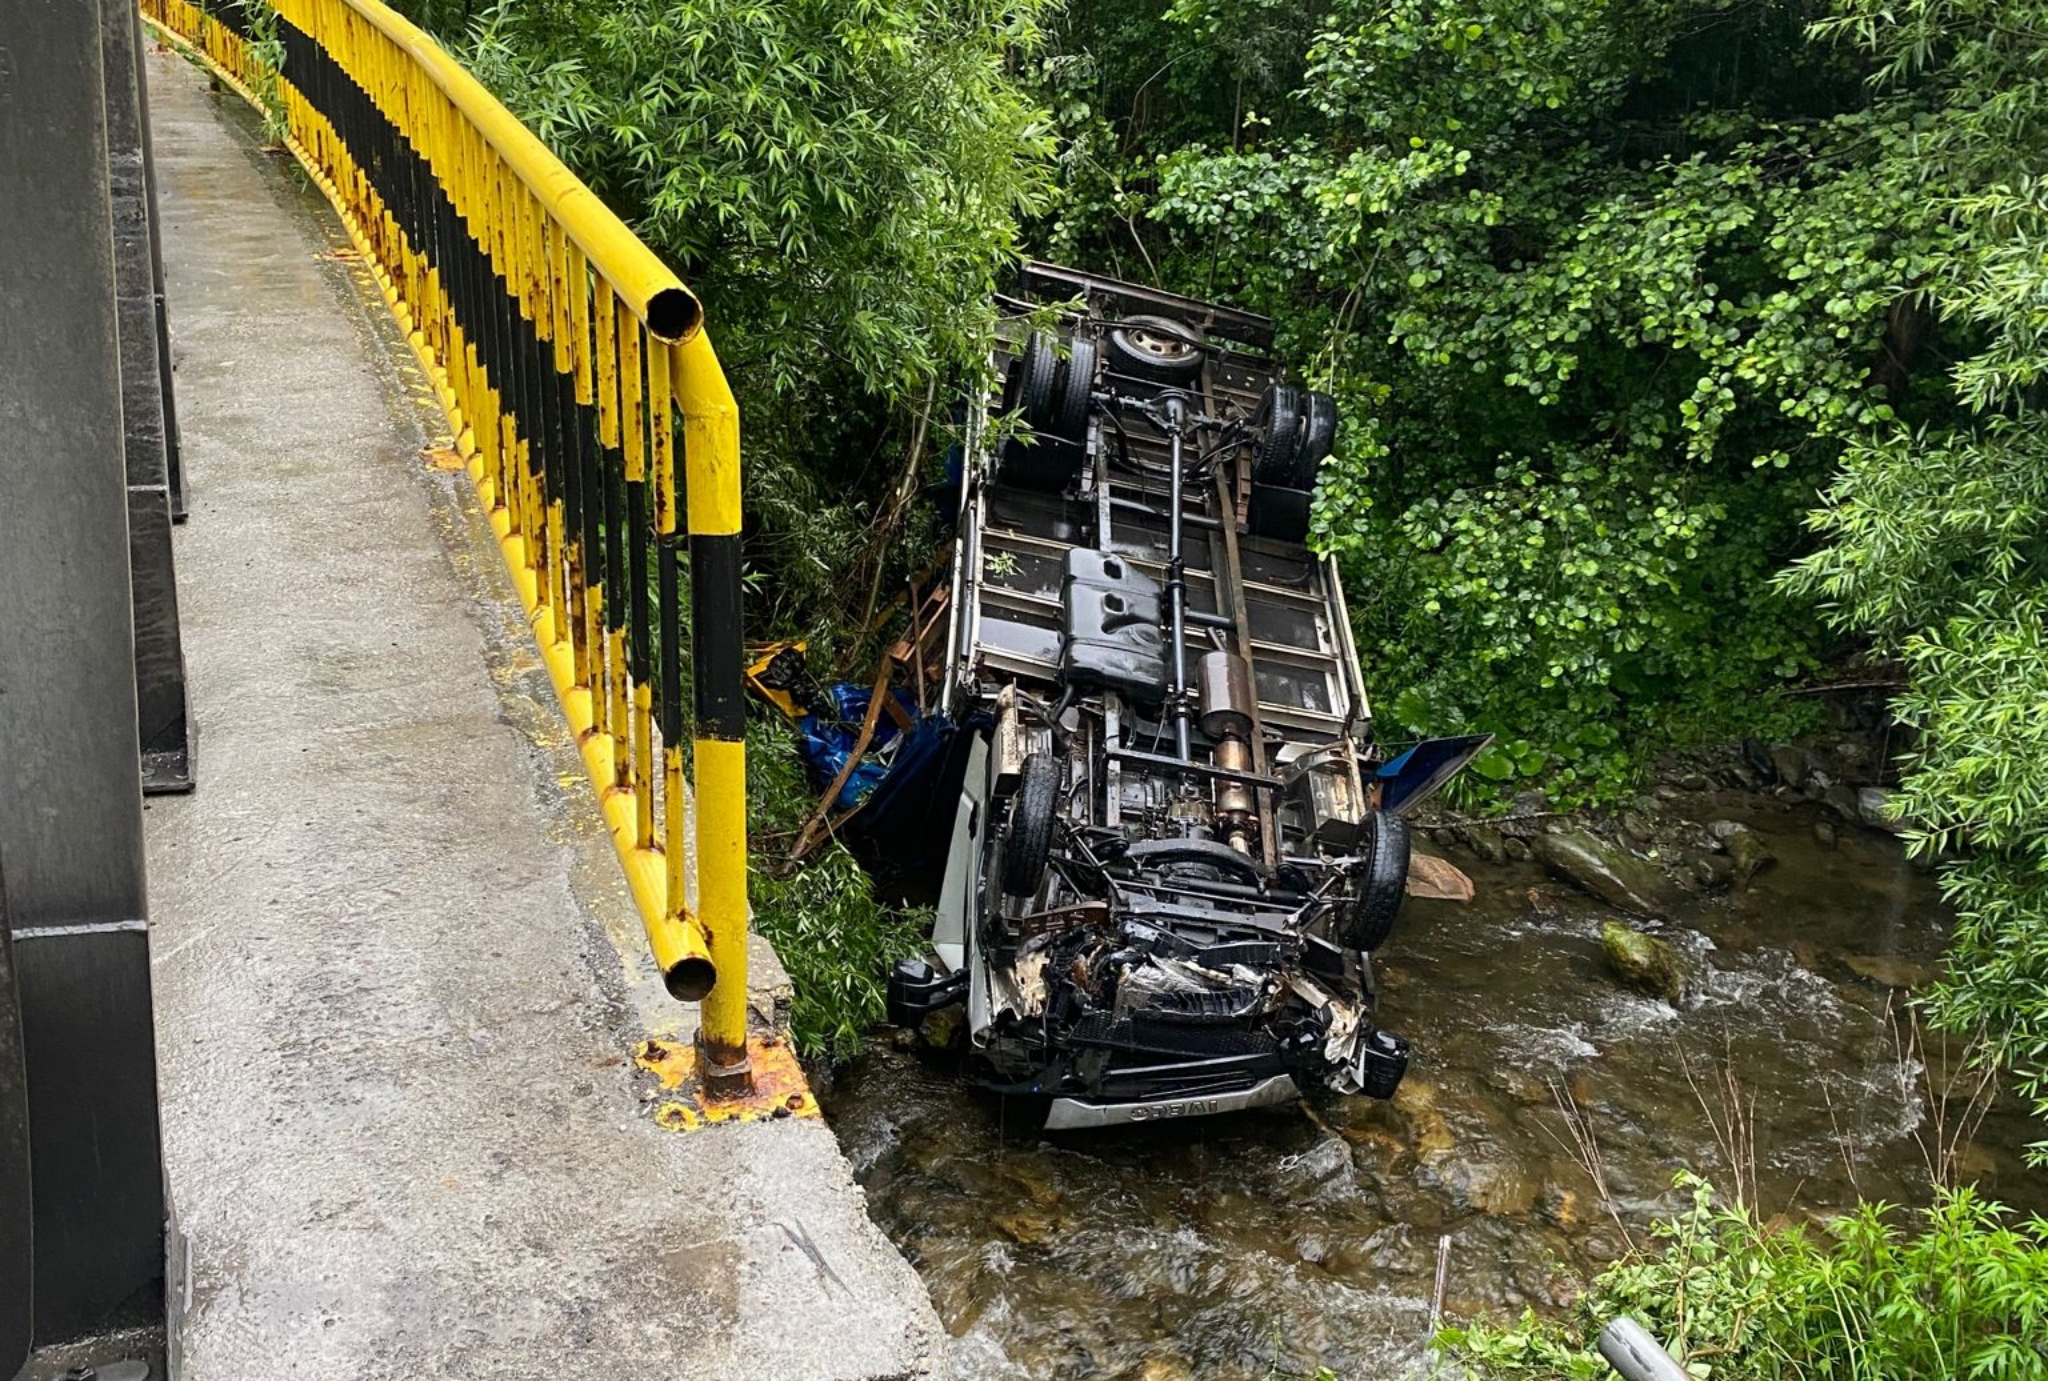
145, 0, 756, 1089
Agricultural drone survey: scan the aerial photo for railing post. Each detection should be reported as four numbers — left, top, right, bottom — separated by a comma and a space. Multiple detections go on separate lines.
674, 334, 752, 1096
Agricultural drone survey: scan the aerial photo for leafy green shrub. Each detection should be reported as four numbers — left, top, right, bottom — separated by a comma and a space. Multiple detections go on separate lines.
1064, 0, 1921, 803
1777, 0, 2048, 1150
1439, 1175, 2048, 1380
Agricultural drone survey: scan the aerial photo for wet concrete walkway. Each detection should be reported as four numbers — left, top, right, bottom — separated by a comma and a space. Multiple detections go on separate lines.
141, 46, 942, 1381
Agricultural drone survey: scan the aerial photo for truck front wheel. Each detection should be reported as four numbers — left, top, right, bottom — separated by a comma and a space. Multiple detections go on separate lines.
1000, 751, 1060, 897
1337, 810, 1410, 951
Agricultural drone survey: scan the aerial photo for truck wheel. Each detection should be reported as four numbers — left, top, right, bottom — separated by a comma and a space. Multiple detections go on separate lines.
996, 333, 1084, 491
1251, 383, 1306, 487
1018, 331, 1059, 429
1338, 810, 1409, 951
1050, 334, 1098, 448
1001, 751, 1060, 897
1295, 390, 1338, 472
1105, 314, 1206, 382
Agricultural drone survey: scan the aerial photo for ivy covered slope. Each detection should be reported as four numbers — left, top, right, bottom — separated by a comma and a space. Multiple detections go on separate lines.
1039, 0, 2048, 1134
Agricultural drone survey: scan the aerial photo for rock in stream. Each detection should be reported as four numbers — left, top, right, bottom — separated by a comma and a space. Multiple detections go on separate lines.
1600, 921, 1686, 1003
1532, 826, 1681, 920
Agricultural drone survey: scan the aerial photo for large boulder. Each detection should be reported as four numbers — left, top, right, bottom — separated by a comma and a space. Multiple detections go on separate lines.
1601, 921, 1686, 1004
1408, 850, 1476, 902
1533, 827, 1681, 920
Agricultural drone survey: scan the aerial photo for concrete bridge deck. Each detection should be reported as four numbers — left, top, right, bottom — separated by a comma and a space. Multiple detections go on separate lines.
140, 45, 940, 1380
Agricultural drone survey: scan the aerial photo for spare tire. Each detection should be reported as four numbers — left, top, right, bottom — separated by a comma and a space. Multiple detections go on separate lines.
1105, 314, 1206, 382
1001, 751, 1060, 897
1251, 383, 1304, 487
1336, 809, 1410, 951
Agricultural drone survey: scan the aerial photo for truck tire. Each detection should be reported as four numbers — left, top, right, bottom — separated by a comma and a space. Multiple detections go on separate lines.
1295, 390, 1338, 473
1018, 330, 1059, 429
1337, 810, 1409, 951
1251, 383, 1305, 487
1050, 334, 1098, 448
1001, 751, 1060, 897
1105, 314, 1206, 382
997, 333, 1085, 491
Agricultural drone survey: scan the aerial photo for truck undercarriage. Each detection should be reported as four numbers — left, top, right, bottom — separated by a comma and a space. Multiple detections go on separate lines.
887, 265, 1484, 1129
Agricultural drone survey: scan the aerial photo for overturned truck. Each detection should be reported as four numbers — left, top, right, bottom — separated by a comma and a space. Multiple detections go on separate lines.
887, 264, 1486, 1130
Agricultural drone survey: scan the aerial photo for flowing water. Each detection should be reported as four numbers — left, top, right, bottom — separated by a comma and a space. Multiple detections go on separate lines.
822, 791, 2046, 1380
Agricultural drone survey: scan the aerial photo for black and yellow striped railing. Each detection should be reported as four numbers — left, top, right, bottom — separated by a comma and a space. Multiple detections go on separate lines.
145, 0, 756, 1091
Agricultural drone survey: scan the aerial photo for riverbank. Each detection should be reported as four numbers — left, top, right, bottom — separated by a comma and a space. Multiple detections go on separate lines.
821, 765, 2041, 1380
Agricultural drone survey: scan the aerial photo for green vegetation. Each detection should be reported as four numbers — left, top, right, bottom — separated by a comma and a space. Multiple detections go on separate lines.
384, 0, 2048, 1127
1774, 0, 2048, 1161
1439, 1175, 2048, 1379
451, 0, 1057, 633
744, 716, 928, 1061
387, 0, 1057, 1053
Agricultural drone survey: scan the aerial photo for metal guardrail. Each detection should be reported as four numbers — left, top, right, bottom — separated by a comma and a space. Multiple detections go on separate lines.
141, 0, 754, 1087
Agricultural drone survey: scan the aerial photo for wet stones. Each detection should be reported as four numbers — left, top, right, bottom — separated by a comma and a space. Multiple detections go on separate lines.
1813, 818, 1838, 850
918, 1004, 965, 1050
1692, 853, 1736, 891
1430, 1148, 1541, 1217
1858, 786, 1909, 835
1843, 953, 1937, 990
992, 1205, 1061, 1248
1822, 783, 1862, 824
1532, 826, 1681, 920
1600, 921, 1685, 1004
1707, 820, 1775, 883
1769, 742, 1810, 789
1812, 781, 1912, 838
1389, 1079, 1456, 1160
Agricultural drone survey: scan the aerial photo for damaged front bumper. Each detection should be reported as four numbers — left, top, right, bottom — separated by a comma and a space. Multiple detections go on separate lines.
1043, 1073, 1301, 1130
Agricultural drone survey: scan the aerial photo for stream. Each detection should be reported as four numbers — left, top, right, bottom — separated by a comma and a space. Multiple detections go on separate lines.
821, 789, 2047, 1380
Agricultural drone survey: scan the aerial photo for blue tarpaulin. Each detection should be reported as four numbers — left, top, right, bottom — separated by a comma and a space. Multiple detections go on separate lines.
795, 682, 925, 811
